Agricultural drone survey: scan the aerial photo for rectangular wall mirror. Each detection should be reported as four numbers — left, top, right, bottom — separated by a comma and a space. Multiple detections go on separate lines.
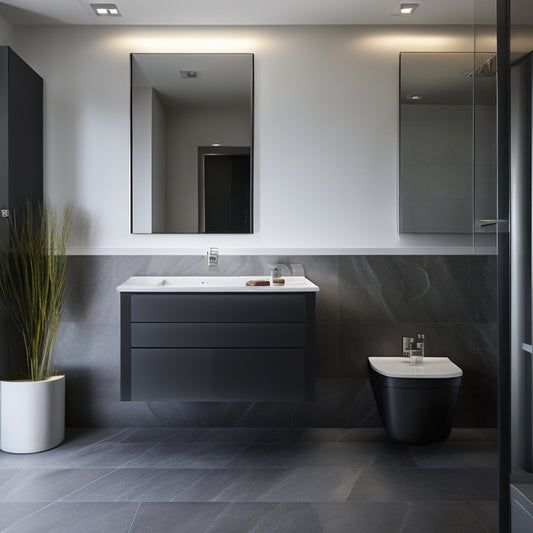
130, 53, 254, 234
399, 52, 496, 234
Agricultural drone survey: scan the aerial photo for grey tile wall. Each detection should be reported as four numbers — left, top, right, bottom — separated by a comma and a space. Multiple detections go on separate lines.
55, 254, 497, 428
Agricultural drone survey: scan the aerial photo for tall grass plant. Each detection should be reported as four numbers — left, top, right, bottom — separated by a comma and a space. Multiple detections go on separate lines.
0, 203, 71, 381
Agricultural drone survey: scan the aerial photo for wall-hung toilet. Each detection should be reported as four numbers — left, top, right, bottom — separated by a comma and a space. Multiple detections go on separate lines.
368, 356, 463, 444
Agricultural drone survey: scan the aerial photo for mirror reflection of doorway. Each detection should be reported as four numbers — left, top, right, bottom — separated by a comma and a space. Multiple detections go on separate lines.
198, 146, 252, 233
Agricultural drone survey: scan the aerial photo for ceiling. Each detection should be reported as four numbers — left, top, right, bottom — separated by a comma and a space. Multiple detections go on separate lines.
0, 0, 498, 26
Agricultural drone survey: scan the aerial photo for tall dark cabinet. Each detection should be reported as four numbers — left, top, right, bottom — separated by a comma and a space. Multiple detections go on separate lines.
0, 46, 43, 378
0, 46, 43, 216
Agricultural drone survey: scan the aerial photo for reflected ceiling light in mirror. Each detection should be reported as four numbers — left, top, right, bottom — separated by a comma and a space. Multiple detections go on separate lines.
399, 3, 419, 15
391, 2, 419, 16
90, 3, 121, 16
407, 94, 423, 101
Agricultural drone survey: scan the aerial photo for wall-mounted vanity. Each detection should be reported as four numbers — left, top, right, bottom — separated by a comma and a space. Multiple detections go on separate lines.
116, 276, 318, 402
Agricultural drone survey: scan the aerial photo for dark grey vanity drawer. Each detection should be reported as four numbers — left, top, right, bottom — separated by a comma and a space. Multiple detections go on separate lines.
130, 348, 308, 401
131, 323, 307, 348
130, 293, 307, 323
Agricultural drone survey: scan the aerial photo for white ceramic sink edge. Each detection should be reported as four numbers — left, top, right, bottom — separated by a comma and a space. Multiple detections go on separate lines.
116, 275, 319, 292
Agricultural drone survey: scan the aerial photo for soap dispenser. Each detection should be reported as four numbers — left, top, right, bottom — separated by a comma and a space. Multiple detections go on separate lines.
270, 267, 279, 285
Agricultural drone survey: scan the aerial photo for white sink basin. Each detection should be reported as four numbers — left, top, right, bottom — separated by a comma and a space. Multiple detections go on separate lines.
116, 276, 319, 293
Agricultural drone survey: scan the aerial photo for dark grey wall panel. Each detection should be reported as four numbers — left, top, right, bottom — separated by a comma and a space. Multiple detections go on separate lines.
58, 254, 497, 428
131, 293, 307, 323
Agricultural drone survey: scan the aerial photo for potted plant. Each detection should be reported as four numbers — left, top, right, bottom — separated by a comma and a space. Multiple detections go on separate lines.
0, 203, 71, 453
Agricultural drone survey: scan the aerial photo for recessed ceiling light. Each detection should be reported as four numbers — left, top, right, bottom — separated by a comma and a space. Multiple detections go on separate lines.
90, 3, 121, 17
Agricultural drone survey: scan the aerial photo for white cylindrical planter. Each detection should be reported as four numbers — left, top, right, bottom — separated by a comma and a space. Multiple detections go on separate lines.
0, 375, 65, 454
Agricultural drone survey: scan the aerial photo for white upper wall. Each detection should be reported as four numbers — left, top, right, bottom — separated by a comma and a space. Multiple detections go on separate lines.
12, 25, 495, 254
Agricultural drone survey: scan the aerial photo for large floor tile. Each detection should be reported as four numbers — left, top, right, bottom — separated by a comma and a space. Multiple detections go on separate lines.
174, 467, 359, 502
447, 427, 497, 443
64, 427, 128, 444
369, 443, 417, 468
199, 427, 349, 443
5, 501, 139, 533
401, 501, 493, 532
0, 440, 101, 468
124, 442, 250, 468
53, 442, 157, 468
468, 501, 499, 532
226, 442, 377, 468
120, 427, 209, 443
0, 468, 112, 502
63, 468, 210, 502
213, 501, 409, 533
0, 502, 50, 530
408, 442, 498, 469
0, 469, 20, 487
347, 468, 498, 502
130, 502, 229, 533
338, 428, 392, 443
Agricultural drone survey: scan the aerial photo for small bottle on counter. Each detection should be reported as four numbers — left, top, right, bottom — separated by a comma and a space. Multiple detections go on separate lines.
416, 333, 425, 357
402, 336, 414, 358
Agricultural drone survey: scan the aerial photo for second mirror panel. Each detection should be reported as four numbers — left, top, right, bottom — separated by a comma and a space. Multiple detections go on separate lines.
399, 52, 496, 235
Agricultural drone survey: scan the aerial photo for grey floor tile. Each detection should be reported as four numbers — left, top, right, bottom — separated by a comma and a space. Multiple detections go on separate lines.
204, 502, 281, 532
226, 442, 377, 468
347, 468, 498, 502
408, 442, 498, 469
401, 502, 490, 532
174, 467, 359, 502
0, 502, 50, 530
5, 501, 139, 533
64, 427, 130, 444
0, 438, 123, 469
0, 427, 500, 532
199, 427, 349, 443
0, 469, 20, 487
120, 427, 209, 443
338, 428, 392, 442
55, 442, 157, 468
64, 468, 210, 502
124, 442, 250, 469
370, 443, 417, 468
467, 501, 499, 532
311, 502, 409, 533
0, 468, 112, 502
130, 502, 228, 533
447, 428, 497, 443
211, 501, 409, 533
